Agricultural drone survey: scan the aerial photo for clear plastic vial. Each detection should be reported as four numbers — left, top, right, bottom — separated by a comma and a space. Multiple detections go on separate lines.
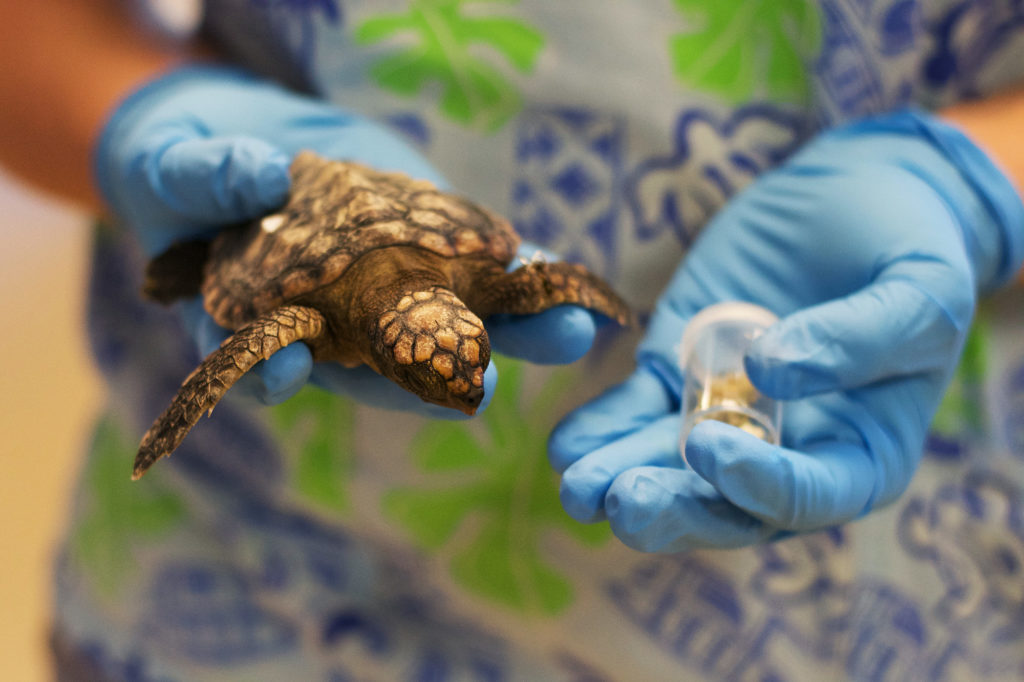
678, 302, 782, 462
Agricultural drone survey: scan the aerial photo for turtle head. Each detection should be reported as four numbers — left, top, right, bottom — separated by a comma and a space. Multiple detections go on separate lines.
370, 288, 490, 416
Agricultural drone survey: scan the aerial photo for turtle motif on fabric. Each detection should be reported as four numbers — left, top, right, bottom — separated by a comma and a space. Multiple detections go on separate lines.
135, 151, 633, 479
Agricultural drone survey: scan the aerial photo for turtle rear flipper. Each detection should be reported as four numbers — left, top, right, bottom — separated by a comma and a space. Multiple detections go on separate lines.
142, 240, 210, 304
470, 261, 635, 326
133, 304, 326, 480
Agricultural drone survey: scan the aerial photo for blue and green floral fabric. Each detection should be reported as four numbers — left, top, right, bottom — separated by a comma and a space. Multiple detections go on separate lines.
55, 1, 1024, 680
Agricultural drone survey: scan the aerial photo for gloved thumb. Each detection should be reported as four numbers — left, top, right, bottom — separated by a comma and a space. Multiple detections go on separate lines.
746, 257, 975, 399
150, 135, 291, 224
100, 132, 292, 255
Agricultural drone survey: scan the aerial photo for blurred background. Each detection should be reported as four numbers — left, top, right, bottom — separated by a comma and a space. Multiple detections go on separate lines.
0, 169, 102, 681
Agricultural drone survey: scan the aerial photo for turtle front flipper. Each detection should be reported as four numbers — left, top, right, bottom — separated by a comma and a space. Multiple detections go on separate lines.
133, 304, 327, 480
468, 261, 635, 326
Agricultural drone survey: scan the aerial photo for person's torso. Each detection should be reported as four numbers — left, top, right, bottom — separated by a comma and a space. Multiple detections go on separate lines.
55, 2, 1024, 680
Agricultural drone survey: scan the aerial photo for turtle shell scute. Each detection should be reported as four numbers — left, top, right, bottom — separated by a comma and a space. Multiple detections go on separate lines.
202, 152, 520, 328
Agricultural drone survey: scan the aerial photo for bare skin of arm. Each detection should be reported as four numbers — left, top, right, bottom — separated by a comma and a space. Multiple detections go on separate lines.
940, 87, 1024, 286
942, 87, 1024, 196
0, 2, 195, 212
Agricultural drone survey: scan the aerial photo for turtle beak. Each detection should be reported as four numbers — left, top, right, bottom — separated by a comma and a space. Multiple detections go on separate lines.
458, 384, 484, 416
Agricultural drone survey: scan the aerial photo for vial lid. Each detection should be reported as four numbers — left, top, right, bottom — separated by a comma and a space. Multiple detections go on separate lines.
678, 301, 779, 365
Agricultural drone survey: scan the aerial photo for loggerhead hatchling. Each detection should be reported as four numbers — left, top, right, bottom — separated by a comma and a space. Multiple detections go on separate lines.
134, 151, 633, 479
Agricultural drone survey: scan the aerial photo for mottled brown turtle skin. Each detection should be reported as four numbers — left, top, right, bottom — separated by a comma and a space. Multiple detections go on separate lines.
135, 151, 633, 480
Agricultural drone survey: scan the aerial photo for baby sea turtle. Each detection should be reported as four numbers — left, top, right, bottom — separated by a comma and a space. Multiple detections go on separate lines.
135, 151, 633, 480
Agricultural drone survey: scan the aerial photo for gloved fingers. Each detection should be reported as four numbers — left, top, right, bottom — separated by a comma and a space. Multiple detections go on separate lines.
558, 414, 683, 523
251, 344, 315, 405
488, 241, 601, 364
136, 135, 292, 253
548, 366, 678, 473
746, 269, 973, 400
683, 419, 876, 530
605, 466, 776, 552
150, 134, 291, 217
487, 307, 597, 364
310, 360, 497, 419
184, 298, 314, 405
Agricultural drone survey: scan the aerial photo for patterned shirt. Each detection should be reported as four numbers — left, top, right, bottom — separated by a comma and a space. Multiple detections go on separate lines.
55, 2, 1024, 680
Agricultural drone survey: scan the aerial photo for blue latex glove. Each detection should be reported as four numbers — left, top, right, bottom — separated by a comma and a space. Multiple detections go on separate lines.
550, 109, 1024, 551
96, 65, 599, 416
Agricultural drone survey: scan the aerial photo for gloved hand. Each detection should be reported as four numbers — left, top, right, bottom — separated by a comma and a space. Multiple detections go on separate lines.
549, 109, 1024, 551
96, 65, 599, 416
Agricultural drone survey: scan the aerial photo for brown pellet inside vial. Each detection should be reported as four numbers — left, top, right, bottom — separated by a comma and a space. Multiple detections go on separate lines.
692, 371, 771, 441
